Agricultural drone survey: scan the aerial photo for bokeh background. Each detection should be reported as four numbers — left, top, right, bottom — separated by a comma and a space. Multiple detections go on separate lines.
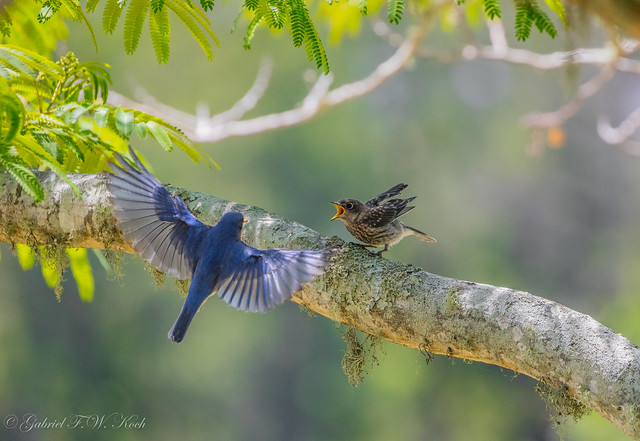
1, 3, 640, 440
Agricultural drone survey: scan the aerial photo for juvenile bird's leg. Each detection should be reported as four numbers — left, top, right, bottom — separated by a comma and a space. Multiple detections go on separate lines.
372, 245, 389, 257
350, 242, 387, 257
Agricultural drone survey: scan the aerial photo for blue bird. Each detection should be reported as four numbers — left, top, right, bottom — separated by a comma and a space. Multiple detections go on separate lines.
108, 148, 329, 343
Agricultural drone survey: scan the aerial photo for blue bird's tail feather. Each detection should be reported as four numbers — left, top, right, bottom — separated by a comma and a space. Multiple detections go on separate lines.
168, 303, 197, 343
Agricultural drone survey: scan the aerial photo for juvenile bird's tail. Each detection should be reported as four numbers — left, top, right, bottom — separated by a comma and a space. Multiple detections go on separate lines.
404, 225, 436, 243
168, 303, 197, 343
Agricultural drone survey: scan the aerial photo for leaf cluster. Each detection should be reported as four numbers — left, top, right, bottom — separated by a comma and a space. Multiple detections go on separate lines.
457, 0, 564, 41
240, 0, 330, 73
89, 0, 220, 64
0, 45, 211, 201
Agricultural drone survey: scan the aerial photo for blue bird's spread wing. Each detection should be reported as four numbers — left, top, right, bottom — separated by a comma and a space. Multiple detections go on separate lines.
217, 247, 328, 313
108, 148, 207, 280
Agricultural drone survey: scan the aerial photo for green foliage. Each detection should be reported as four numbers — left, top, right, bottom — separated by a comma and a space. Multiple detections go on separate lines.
482, 0, 501, 19
148, 3, 171, 63
456, 0, 562, 41
359, 0, 368, 16
544, 0, 565, 25
0, 1, 68, 56
67, 248, 95, 302
75, 0, 219, 63
515, 0, 556, 41
387, 0, 404, 25
240, 0, 330, 73
0, 45, 211, 187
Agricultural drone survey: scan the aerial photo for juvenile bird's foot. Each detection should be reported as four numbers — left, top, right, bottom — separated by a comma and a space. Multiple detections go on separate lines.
349, 242, 386, 257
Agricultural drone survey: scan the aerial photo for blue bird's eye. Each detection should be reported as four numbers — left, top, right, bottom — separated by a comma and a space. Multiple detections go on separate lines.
345, 202, 354, 210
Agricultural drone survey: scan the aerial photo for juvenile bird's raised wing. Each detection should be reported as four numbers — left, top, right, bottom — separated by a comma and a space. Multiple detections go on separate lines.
360, 197, 416, 227
217, 247, 328, 313
365, 183, 408, 207
108, 148, 208, 280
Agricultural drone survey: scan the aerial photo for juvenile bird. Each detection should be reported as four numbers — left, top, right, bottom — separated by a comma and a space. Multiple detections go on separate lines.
108, 148, 329, 343
331, 183, 436, 256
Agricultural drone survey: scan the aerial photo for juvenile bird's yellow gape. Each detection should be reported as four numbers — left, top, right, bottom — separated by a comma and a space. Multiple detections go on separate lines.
331, 183, 435, 256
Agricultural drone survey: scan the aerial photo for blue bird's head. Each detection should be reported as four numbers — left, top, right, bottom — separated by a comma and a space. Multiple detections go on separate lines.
218, 212, 247, 239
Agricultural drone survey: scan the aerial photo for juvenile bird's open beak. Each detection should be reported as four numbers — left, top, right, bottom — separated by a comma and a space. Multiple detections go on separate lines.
330, 202, 345, 221
243, 219, 248, 223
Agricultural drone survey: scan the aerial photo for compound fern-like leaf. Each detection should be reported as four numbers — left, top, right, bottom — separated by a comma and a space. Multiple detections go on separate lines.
387, 0, 404, 25
515, 1, 533, 41
530, 2, 557, 38
481, 0, 501, 19
123, 0, 150, 54
102, 0, 125, 34
166, 0, 216, 60
288, 1, 305, 47
149, 6, 171, 63
151, 0, 166, 13
200, 0, 215, 11
245, 0, 259, 11
260, 0, 284, 30
243, 14, 263, 50
0, 148, 44, 202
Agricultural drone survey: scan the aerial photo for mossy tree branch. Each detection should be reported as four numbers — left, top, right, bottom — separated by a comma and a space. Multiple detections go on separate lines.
0, 170, 639, 439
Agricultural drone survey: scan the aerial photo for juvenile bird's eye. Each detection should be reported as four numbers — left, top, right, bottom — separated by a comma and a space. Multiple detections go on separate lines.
345, 202, 354, 210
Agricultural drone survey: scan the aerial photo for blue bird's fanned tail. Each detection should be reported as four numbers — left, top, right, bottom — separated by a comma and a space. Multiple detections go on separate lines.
168, 303, 197, 343
217, 249, 329, 313
108, 148, 207, 280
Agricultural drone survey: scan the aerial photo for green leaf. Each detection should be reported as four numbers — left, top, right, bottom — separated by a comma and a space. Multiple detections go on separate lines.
166, 0, 217, 60
243, 14, 263, 50
288, 2, 304, 47
149, 5, 171, 64
544, 0, 565, 24
0, 150, 45, 202
134, 121, 148, 139
0, 82, 26, 143
15, 133, 82, 197
0, 44, 63, 79
40, 252, 59, 289
102, 0, 125, 34
59, 0, 98, 51
91, 249, 113, 276
146, 120, 173, 150
16, 244, 35, 270
515, 1, 533, 41
123, 0, 150, 54
200, 0, 215, 11
93, 106, 110, 127
245, 0, 259, 11
87, 0, 101, 13
115, 108, 134, 138
481, 0, 501, 19
387, 0, 404, 25
67, 248, 95, 302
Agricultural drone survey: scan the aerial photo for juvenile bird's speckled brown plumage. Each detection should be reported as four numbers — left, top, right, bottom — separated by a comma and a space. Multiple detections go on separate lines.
330, 183, 436, 256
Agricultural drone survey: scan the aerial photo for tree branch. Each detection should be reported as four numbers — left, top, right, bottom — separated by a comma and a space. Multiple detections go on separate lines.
106, 11, 439, 144
1, 170, 639, 439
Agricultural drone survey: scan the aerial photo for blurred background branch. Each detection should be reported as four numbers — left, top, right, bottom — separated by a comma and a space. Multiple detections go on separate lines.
107, 10, 440, 144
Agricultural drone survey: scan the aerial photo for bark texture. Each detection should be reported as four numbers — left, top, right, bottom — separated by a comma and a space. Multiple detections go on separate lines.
1, 171, 639, 438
